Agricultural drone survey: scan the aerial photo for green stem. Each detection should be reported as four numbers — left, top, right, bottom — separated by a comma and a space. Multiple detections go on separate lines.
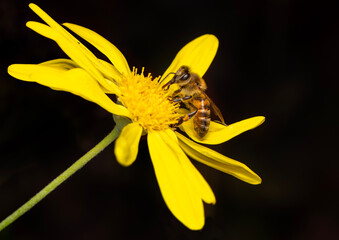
0, 127, 121, 231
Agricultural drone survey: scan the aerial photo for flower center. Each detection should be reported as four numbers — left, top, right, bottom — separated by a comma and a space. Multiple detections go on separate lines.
117, 67, 180, 131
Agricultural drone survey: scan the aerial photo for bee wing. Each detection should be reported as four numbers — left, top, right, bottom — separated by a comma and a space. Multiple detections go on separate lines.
200, 90, 226, 125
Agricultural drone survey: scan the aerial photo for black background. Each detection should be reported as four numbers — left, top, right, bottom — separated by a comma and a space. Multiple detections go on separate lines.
0, 0, 338, 239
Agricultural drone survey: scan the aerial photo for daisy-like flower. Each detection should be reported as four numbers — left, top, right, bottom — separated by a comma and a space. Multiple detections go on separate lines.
8, 3, 265, 230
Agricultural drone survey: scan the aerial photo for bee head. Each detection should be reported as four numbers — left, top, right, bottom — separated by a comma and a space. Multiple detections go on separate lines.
162, 65, 191, 90
174, 66, 191, 86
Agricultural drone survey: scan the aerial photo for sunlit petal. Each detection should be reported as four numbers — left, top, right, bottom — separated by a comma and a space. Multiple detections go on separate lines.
63, 23, 131, 76
176, 132, 262, 185
181, 116, 265, 145
147, 130, 205, 230
27, 4, 120, 95
162, 34, 218, 83
8, 64, 130, 117
159, 130, 215, 204
38, 58, 79, 69
25, 21, 57, 40
96, 59, 122, 84
114, 123, 142, 167
41, 58, 121, 93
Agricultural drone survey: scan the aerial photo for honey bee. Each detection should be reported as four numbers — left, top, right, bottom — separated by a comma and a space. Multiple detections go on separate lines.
162, 65, 225, 138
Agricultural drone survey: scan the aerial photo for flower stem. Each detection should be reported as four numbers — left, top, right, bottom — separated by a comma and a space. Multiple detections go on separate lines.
0, 127, 121, 231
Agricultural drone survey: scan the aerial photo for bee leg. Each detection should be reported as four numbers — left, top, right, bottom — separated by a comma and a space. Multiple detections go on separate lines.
173, 103, 198, 127
174, 110, 197, 126
172, 88, 182, 95
172, 95, 192, 103
168, 88, 182, 101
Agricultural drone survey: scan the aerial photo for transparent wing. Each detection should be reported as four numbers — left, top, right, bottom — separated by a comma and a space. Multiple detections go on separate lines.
200, 90, 226, 125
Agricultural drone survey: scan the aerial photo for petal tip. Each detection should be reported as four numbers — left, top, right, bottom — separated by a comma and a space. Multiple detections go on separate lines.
207, 34, 219, 44
183, 217, 205, 231
7, 64, 14, 72
188, 223, 204, 231
202, 34, 219, 47
26, 21, 35, 28
7, 64, 21, 78
249, 175, 262, 185
28, 3, 39, 11
28, 3, 36, 8
207, 34, 218, 41
257, 116, 266, 124
255, 116, 266, 128
62, 22, 71, 27
247, 116, 266, 130
202, 33, 218, 39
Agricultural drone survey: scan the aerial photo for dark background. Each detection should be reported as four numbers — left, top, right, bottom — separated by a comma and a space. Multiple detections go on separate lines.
0, 0, 338, 239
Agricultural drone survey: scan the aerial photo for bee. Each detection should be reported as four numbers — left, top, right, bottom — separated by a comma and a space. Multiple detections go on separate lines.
162, 65, 225, 138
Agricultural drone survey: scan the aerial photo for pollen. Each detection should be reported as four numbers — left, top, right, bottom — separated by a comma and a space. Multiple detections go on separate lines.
117, 67, 180, 131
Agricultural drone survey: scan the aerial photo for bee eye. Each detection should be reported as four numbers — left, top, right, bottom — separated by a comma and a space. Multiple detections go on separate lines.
181, 73, 190, 80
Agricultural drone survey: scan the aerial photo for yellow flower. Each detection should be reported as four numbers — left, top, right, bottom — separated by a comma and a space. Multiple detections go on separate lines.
8, 3, 265, 230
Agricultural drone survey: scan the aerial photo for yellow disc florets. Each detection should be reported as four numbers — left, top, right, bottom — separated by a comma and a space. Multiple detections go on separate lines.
117, 67, 180, 131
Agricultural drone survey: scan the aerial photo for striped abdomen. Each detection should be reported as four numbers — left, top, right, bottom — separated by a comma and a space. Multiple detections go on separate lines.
191, 96, 211, 138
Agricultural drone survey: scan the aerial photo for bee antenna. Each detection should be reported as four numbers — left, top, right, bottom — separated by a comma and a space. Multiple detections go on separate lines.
159, 72, 176, 84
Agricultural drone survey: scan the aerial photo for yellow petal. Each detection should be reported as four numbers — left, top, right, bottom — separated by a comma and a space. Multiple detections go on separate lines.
162, 34, 218, 83
40, 58, 121, 90
8, 64, 130, 117
181, 116, 265, 145
159, 130, 215, 204
96, 59, 122, 85
63, 23, 131, 76
176, 132, 262, 185
147, 130, 205, 230
39, 58, 79, 69
25, 21, 57, 40
27, 4, 120, 95
114, 123, 142, 167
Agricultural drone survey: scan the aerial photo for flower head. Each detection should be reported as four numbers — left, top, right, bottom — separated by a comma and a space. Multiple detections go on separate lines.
8, 3, 265, 230
117, 68, 180, 131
